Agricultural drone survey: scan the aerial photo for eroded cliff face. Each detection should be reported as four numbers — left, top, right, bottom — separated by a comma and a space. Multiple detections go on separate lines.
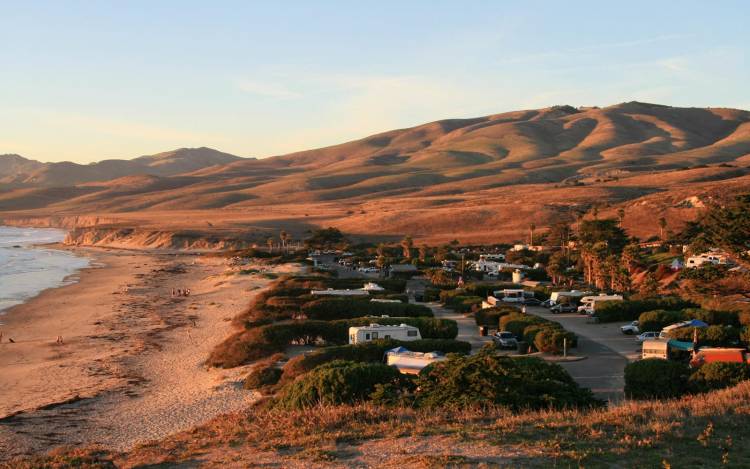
1, 216, 256, 251
63, 227, 256, 250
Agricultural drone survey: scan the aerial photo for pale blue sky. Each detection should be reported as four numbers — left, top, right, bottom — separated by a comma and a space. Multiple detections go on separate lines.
1, 1, 748, 163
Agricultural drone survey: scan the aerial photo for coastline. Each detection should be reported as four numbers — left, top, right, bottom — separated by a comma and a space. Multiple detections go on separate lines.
0, 245, 297, 459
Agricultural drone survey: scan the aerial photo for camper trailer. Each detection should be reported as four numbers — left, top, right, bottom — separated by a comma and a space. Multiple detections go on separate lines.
495, 289, 535, 304
577, 295, 623, 314
549, 290, 588, 306
348, 323, 421, 344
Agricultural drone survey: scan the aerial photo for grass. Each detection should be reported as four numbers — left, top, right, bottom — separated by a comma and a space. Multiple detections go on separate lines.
12, 382, 750, 468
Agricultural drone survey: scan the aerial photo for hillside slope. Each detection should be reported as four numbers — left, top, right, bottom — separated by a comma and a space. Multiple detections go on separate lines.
2, 102, 749, 244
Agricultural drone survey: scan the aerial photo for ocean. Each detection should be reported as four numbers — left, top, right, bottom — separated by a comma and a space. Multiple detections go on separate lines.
0, 226, 90, 315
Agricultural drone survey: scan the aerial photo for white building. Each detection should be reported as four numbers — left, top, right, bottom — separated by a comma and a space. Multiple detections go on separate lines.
511, 244, 545, 252
348, 323, 421, 344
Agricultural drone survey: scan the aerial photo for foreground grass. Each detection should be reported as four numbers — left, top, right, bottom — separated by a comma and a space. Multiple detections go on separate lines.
9, 382, 750, 468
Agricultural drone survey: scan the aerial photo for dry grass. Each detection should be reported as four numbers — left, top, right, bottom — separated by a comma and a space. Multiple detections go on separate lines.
12, 382, 750, 468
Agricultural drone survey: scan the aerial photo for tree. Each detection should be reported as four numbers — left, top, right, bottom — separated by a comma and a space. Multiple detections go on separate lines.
280, 230, 289, 252
658, 217, 667, 240
578, 219, 628, 253
690, 194, 750, 268
546, 251, 567, 285
592, 206, 599, 220
418, 245, 428, 263
617, 208, 625, 227
639, 272, 660, 298
434, 245, 449, 262
621, 243, 641, 274
548, 221, 572, 250
401, 236, 414, 259
267, 237, 274, 253
305, 227, 347, 249
529, 223, 536, 245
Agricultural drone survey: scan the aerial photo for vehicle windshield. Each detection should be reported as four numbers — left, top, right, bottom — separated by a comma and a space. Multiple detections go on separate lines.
499, 332, 513, 338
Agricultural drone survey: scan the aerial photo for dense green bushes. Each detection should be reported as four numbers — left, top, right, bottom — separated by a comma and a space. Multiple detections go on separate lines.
498, 313, 577, 354
244, 365, 282, 390
413, 351, 600, 409
638, 310, 686, 332
596, 297, 697, 322
474, 305, 519, 326
683, 308, 740, 327
667, 325, 740, 347
688, 362, 750, 393
300, 298, 433, 321
624, 359, 690, 399
281, 338, 471, 383
274, 360, 401, 408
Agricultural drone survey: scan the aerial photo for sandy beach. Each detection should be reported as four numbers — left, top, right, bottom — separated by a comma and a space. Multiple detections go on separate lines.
0, 246, 296, 459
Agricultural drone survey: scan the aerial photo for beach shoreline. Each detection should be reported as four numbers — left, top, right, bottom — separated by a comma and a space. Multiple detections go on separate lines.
0, 246, 296, 459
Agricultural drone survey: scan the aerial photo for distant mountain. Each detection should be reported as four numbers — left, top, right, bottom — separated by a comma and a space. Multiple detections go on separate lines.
2, 103, 749, 243
0, 147, 246, 187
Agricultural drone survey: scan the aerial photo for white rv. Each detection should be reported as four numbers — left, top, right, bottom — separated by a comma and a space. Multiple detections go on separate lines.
495, 289, 535, 303
577, 295, 623, 314
311, 288, 369, 297
549, 290, 588, 306
348, 323, 421, 344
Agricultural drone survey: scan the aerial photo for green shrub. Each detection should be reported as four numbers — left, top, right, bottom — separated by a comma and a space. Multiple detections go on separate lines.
638, 310, 686, 332
413, 351, 600, 409
688, 362, 750, 393
534, 328, 577, 354
741, 326, 750, 346
474, 305, 519, 326
596, 297, 697, 322
423, 287, 441, 302
499, 313, 544, 338
667, 325, 740, 347
207, 329, 284, 368
281, 338, 471, 383
683, 308, 740, 327
446, 295, 484, 313
300, 298, 433, 321
243, 365, 283, 390
624, 359, 690, 399
274, 360, 401, 408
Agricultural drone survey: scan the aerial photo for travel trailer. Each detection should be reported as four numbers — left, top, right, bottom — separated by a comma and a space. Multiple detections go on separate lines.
494, 289, 535, 303
577, 295, 623, 314
686, 252, 729, 268
311, 288, 369, 297
549, 290, 588, 306
348, 323, 421, 344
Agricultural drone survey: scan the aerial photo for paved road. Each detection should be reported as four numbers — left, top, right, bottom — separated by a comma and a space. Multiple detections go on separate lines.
526, 306, 637, 403
423, 302, 493, 352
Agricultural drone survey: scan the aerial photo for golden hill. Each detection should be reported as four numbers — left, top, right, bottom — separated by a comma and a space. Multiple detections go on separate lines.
1, 102, 749, 245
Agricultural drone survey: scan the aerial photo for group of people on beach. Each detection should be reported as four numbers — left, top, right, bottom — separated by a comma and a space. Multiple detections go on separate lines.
172, 288, 191, 297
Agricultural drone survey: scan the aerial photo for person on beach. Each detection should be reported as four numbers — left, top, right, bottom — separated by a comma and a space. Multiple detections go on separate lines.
56, 335, 64, 345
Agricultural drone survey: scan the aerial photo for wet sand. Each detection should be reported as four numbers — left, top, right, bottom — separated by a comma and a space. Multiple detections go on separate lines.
0, 247, 295, 459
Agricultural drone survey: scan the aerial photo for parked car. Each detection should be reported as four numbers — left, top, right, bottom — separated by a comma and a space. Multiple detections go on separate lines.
550, 303, 577, 314
541, 299, 553, 308
636, 331, 660, 342
522, 298, 543, 306
621, 321, 640, 335
492, 331, 518, 349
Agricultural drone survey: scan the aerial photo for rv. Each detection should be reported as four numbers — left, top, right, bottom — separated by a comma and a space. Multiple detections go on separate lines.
495, 289, 535, 304
348, 323, 421, 344
642, 339, 695, 360
549, 290, 588, 306
577, 295, 623, 314
385, 348, 446, 374
311, 288, 369, 297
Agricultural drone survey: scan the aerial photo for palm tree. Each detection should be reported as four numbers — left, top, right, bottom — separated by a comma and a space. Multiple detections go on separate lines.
418, 245, 428, 263
621, 243, 640, 274
266, 237, 274, 253
401, 235, 414, 259
658, 217, 667, 240
280, 230, 288, 252
617, 208, 625, 227
529, 223, 536, 246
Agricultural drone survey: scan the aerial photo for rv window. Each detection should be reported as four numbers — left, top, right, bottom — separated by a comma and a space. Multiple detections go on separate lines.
384, 335, 391, 339
372, 332, 379, 339
407, 330, 418, 337
365, 333, 371, 340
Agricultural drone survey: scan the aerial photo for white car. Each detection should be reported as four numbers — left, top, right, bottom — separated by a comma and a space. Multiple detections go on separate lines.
621, 321, 640, 335
636, 331, 660, 342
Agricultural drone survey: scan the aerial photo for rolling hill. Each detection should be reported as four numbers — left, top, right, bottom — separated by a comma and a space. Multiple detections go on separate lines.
2, 102, 749, 246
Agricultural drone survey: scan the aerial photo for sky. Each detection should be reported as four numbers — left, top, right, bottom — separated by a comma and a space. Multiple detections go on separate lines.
1, 1, 749, 163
